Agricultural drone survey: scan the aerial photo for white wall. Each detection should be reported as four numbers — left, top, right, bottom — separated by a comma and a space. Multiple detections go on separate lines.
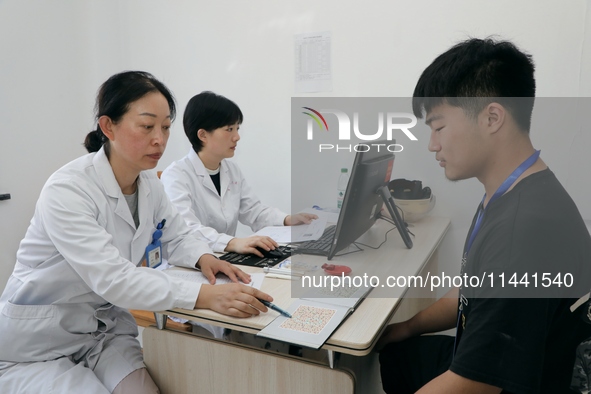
0, 1, 98, 291
1, 0, 590, 293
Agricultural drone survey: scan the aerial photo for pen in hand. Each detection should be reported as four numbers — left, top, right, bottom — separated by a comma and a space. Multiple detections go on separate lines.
259, 299, 292, 318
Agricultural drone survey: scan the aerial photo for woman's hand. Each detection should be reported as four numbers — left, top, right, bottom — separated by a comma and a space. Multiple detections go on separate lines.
196, 254, 251, 285
284, 213, 318, 226
195, 283, 273, 318
225, 236, 278, 257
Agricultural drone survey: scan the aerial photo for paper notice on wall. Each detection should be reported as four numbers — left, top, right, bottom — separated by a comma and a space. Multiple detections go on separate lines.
294, 31, 332, 93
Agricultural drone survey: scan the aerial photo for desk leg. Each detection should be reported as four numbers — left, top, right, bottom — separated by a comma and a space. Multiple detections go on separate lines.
154, 312, 167, 330
328, 350, 341, 369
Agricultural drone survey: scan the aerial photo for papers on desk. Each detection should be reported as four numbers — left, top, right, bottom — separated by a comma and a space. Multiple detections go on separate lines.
301, 285, 372, 309
257, 298, 353, 349
257, 283, 371, 349
163, 268, 264, 290
254, 217, 327, 243
300, 207, 340, 224
263, 259, 319, 280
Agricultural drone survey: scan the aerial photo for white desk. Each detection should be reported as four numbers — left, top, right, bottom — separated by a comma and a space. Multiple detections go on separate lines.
143, 216, 450, 394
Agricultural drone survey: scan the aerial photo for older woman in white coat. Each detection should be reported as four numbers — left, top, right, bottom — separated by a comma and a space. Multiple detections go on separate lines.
0, 72, 273, 393
161, 91, 316, 257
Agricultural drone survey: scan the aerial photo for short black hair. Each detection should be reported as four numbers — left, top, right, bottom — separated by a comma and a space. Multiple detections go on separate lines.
84, 71, 176, 153
412, 37, 536, 132
183, 91, 243, 152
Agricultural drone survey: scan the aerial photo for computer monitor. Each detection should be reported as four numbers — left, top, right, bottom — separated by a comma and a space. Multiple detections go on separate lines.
327, 141, 413, 259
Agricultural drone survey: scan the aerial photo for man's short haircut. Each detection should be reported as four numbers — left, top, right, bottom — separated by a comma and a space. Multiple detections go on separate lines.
184, 91, 244, 152
412, 37, 536, 132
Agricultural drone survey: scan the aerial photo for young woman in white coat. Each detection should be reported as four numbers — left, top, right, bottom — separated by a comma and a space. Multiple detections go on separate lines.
0, 72, 274, 394
161, 91, 316, 257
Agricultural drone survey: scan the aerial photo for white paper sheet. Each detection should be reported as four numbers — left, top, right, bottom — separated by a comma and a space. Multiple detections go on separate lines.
300, 207, 340, 224
255, 217, 328, 243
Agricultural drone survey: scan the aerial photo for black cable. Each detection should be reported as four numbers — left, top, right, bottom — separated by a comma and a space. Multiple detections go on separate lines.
354, 224, 399, 250
378, 214, 415, 238
380, 215, 395, 226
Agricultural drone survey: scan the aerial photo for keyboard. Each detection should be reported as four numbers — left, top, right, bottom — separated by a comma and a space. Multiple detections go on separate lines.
292, 225, 336, 256
219, 245, 293, 268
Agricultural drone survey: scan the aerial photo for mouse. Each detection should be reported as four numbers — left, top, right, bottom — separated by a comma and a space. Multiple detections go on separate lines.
255, 247, 283, 258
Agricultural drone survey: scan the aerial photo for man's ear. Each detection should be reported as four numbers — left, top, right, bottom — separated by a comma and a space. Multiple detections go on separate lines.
484, 102, 506, 134
98, 116, 115, 141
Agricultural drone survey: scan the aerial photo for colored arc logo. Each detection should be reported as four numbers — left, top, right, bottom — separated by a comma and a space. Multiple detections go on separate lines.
302, 107, 329, 131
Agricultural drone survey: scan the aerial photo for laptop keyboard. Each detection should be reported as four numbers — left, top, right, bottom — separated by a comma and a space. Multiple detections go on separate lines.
292, 225, 336, 256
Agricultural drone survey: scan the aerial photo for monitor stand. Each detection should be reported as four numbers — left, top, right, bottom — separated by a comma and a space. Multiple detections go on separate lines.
376, 186, 413, 249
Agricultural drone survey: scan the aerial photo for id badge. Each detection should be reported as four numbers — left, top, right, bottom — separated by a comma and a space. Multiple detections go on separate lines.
145, 242, 162, 269
145, 219, 166, 269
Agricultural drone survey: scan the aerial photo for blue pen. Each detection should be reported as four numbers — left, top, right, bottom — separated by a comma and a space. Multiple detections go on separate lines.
259, 299, 292, 318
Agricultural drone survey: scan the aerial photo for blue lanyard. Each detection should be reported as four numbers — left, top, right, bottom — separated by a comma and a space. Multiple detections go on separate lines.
151, 219, 166, 245
464, 150, 540, 255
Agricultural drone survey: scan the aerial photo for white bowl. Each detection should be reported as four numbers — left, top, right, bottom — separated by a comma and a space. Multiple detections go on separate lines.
393, 194, 436, 222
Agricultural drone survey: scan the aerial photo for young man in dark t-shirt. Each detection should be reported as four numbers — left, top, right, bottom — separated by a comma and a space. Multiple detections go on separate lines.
377, 38, 591, 393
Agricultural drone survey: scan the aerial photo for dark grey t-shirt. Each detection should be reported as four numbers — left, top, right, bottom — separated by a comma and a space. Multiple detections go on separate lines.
451, 169, 591, 393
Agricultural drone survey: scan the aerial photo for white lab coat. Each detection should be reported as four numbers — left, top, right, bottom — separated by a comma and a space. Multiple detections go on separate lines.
161, 149, 286, 252
0, 147, 211, 391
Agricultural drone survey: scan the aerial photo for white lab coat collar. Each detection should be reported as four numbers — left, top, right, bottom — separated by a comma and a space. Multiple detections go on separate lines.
188, 149, 230, 198
93, 147, 121, 199
92, 146, 151, 232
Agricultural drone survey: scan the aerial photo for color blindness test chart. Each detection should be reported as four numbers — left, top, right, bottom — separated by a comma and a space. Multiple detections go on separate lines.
257, 299, 351, 349
280, 305, 337, 335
